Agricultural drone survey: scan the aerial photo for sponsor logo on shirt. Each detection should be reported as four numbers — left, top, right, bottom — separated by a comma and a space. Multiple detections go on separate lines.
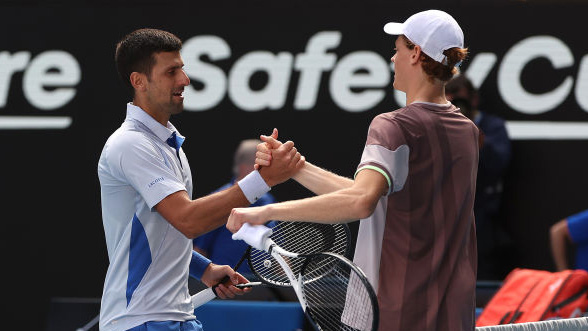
148, 177, 165, 188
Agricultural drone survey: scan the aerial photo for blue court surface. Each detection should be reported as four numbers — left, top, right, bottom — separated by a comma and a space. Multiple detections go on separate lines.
195, 300, 305, 331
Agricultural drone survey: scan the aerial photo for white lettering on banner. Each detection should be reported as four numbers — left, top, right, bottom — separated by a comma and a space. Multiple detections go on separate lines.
498, 36, 574, 114
575, 54, 588, 111
228, 52, 293, 111
464, 53, 497, 90
182, 31, 392, 113
181, 33, 588, 118
23, 51, 81, 110
0, 51, 31, 107
330, 51, 389, 112
0, 50, 78, 130
294, 31, 341, 110
182, 36, 231, 111
3, 32, 588, 138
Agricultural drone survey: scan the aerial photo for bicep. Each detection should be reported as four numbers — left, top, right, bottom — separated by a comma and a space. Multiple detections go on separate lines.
353, 168, 389, 211
155, 190, 192, 234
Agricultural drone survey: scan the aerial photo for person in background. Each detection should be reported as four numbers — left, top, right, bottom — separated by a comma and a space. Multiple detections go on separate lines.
446, 74, 512, 280
193, 139, 276, 277
550, 209, 588, 272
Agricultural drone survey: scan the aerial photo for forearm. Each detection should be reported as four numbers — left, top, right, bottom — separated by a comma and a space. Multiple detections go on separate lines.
550, 220, 570, 271
292, 162, 354, 195
264, 186, 376, 223
158, 186, 251, 239
187, 186, 252, 236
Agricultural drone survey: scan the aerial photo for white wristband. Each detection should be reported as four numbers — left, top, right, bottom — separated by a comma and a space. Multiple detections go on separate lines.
237, 170, 270, 204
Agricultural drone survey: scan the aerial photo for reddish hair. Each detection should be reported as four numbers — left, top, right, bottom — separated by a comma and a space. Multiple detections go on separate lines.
401, 35, 468, 83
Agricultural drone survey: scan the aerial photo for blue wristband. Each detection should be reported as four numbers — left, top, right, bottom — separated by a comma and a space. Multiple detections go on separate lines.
189, 251, 212, 280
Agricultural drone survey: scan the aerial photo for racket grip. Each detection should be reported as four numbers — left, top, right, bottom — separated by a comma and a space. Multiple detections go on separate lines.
191, 275, 231, 309
191, 288, 217, 309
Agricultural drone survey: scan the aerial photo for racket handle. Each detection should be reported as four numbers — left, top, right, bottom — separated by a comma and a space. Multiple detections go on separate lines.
191, 288, 217, 309
191, 275, 231, 309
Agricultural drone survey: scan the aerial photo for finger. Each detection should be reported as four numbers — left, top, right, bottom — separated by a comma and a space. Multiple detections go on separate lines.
254, 164, 260, 170
290, 151, 301, 165
234, 272, 250, 284
257, 142, 271, 154
256, 150, 272, 161
260, 135, 282, 149
278, 140, 294, 152
256, 158, 271, 167
271, 128, 278, 140
215, 284, 229, 299
226, 217, 242, 233
296, 155, 306, 169
227, 284, 247, 296
216, 284, 236, 299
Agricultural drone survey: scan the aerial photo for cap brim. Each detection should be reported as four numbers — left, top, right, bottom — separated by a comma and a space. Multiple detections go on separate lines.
383, 22, 404, 35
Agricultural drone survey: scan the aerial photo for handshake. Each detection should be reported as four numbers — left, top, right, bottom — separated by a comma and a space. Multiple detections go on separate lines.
254, 128, 306, 187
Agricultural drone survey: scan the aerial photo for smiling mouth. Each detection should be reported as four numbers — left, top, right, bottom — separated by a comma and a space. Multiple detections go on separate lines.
173, 90, 184, 98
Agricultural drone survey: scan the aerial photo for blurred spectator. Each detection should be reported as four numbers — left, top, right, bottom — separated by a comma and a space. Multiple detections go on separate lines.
550, 209, 588, 272
193, 139, 276, 276
446, 75, 512, 280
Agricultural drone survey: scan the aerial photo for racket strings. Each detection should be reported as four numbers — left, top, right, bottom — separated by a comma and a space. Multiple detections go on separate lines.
249, 221, 349, 286
302, 254, 376, 331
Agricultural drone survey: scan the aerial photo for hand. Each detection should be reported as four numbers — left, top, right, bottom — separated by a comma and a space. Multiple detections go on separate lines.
200, 263, 252, 299
226, 206, 269, 233
254, 128, 279, 170
257, 130, 305, 187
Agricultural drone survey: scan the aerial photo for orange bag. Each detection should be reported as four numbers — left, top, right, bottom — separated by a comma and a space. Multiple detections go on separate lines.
476, 268, 588, 326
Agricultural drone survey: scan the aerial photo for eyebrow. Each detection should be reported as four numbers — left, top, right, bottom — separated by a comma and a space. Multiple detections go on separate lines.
166, 63, 184, 71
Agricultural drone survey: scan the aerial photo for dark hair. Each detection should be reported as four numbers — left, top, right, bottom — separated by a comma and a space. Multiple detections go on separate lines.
401, 35, 468, 83
115, 28, 183, 92
445, 74, 476, 97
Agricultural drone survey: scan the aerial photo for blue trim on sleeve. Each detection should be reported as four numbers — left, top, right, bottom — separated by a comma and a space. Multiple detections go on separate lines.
127, 214, 152, 306
190, 250, 212, 280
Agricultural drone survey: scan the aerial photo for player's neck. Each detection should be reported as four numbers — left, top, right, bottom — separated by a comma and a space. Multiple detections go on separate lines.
133, 98, 170, 127
405, 81, 447, 105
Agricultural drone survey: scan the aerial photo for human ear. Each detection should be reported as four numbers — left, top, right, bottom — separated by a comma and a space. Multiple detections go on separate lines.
130, 72, 147, 92
410, 46, 421, 65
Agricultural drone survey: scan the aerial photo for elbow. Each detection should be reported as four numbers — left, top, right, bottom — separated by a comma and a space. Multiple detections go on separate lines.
550, 220, 569, 243
172, 215, 205, 240
354, 194, 378, 220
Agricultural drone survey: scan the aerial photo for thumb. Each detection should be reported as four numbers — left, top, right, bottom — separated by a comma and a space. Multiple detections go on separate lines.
260, 135, 282, 149
271, 128, 278, 140
229, 270, 239, 284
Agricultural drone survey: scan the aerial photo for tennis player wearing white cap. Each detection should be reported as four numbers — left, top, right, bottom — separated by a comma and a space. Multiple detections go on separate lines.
228, 10, 479, 331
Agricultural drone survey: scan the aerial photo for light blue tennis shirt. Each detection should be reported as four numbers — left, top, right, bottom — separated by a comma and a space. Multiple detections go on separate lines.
98, 103, 210, 331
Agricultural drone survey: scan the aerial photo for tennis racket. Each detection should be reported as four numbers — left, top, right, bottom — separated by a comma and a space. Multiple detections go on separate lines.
191, 220, 351, 306
227, 223, 380, 331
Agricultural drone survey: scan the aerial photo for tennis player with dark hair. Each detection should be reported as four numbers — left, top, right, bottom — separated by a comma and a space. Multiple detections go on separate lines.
228, 10, 478, 331
98, 28, 303, 331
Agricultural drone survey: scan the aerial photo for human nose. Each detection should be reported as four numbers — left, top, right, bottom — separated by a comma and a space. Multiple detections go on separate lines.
180, 69, 190, 86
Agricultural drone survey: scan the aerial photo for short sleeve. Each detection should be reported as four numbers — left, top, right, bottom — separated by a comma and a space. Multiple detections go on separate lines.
107, 132, 186, 209
355, 114, 410, 195
568, 210, 588, 245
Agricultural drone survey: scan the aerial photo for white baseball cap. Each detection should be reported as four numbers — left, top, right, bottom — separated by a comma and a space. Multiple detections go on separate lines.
384, 10, 464, 65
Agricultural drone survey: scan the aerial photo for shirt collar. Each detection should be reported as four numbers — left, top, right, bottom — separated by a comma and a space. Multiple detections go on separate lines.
410, 100, 452, 107
125, 102, 185, 147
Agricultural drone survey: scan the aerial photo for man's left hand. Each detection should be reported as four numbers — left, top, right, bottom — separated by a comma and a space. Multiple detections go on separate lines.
200, 263, 251, 299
